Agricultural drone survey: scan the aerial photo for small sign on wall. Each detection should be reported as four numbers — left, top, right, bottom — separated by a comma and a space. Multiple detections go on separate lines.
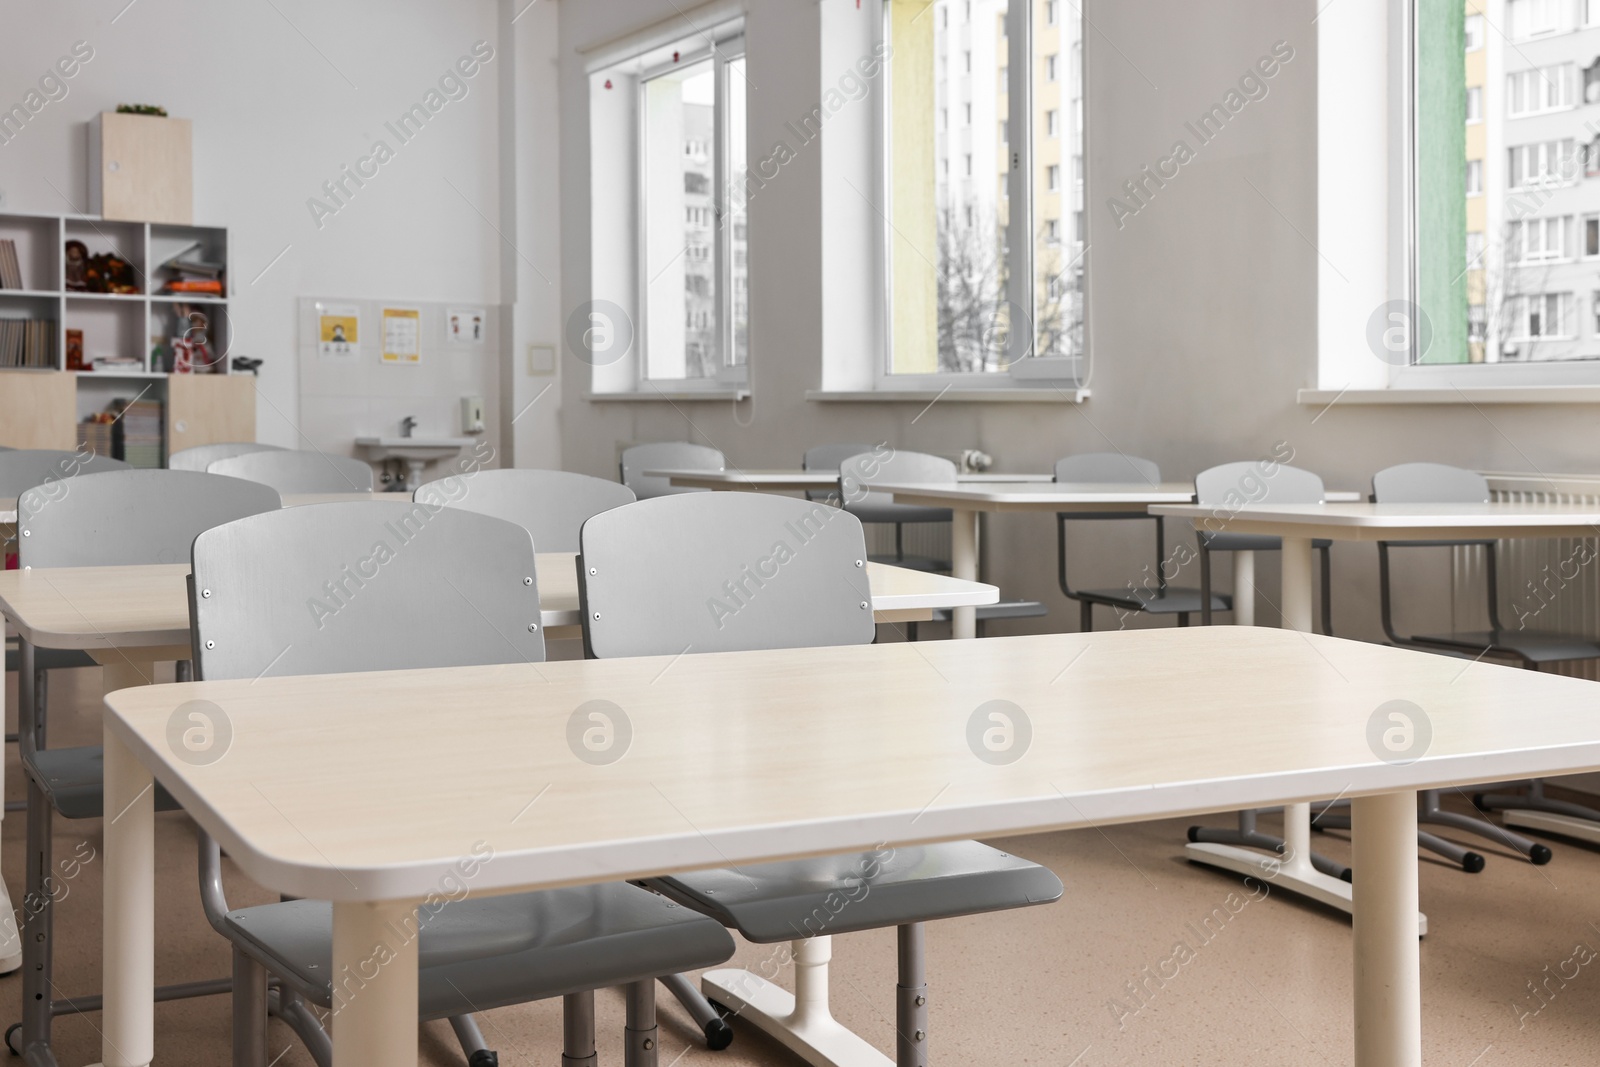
448, 307, 486, 346
382, 306, 421, 365
317, 303, 360, 358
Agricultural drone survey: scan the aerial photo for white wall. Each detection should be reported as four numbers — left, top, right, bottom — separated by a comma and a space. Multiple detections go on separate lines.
0, 0, 560, 468
560, 0, 1600, 645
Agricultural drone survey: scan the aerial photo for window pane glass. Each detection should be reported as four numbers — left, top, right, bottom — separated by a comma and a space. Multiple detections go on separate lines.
643, 60, 717, 379
1419, 0, 1595, 363
728, 57, 749, 366
1032, 5, 1084, 367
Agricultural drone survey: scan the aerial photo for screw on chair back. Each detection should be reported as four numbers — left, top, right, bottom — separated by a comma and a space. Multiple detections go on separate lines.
416, 468, 636, 553
619, 442, 725, 500
207, 450, 375, 494
578, 493, 876, 659
190, 502, 544, 681
168, 442, 284, 472
20, 470, 281, 568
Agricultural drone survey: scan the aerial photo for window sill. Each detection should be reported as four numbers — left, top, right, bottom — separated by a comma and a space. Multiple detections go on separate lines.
1298, 385, 1600, 405
806, 387, 1091, 403
583, 388, 750, 402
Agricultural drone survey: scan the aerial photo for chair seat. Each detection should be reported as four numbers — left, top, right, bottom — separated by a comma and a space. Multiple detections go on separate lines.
1075, 586, 1230, 616
849, 503, 954, 525
225, 883, 736, 1019
23, 745, 182, 820
1201, 533, 1333, 553
1408, 629, 1600, 665
5, 647, 98, 673
647, 840, 1063, 944
930, 600, 1049, 623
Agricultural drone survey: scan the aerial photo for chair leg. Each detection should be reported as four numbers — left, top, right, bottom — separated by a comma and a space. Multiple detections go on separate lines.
658, 972, 734, 1050
232, 947, 269, 1067
270, 987, 332, 1067
1419, 789, 1550, 864
905, 621, 918, 642
448, 1013, 498, 1067
562, 990, 598, 1067
897, 924, 928, 1067
1079, 600, 1093, 633
32, 664, 47, 749
19, 776, 55, 1059
626, 980, 659, 1067
1476, 777, 1600, 824
1416, 828, 1485, 873
1190, 808, 1351, 881
1318, 545, 1334, 635
1177, 613, 1190, 627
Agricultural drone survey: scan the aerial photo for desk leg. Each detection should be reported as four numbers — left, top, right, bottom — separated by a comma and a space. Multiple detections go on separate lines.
1352, 791, 1422, 1067
332, 899, 420, 1067
101, 726, 154, 1067
701, 936, 892, 1067
1233, 550, 1255, 627
950, 509, 978, 640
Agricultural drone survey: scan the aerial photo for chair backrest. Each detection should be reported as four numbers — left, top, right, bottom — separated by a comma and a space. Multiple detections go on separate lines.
191, 502, 544, 681
1194, 460, 1325, 507
578, 494, 877, 659
207, 450, 375, 493
0, 449, 129, 505
1054, 453, 1161, 485
0, 444, 12, 451
20, 470, 281, 568
803, 443, 877, 502
168, 442, 283, 472
415, 469, 636, 553
1372, 462, 1490, 504
619, 442, 725, 499
839, 448, 957, 519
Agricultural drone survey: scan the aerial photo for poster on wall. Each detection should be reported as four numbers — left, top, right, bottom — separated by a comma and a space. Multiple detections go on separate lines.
448, 307, 486, 346
317, 303, 361, 358
381, 306, 421, 365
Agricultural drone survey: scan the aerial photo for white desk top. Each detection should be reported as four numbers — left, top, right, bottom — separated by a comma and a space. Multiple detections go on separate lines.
646, 468, 1054, 492
0, 555, 997, 650
1151, 500, 1600, 542
876, 481, 1199, 511
0, 490, 382, 525
103, 626, 1600, 901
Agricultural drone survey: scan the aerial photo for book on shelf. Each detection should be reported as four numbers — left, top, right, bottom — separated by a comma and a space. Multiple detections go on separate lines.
0, 318, 57, 368
110, 396, 163, 468
165, 279, 224, 294
0, 240, 23, 289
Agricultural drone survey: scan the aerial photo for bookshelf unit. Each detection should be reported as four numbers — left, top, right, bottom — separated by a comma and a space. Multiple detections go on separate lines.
0, 209, 247, 462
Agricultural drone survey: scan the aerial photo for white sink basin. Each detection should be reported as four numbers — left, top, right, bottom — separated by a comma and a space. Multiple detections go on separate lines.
355, 436, 474, 462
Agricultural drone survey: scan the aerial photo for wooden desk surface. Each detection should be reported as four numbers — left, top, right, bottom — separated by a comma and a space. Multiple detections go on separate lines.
0, 556, 997, 650
876, 481, 1199, 511
0, 490, 382, 524
104, 626, 1600, 901
646, 468, 1054, 492
1151, 500, 1600, 542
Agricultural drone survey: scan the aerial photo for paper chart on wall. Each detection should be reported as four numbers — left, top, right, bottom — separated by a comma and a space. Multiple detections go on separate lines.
382, 307, 421, 365
317, 303, 360, 358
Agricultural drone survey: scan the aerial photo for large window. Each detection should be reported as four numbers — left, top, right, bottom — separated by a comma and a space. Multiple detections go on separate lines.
638, 37, 747, 384
884, 0, 1085, 383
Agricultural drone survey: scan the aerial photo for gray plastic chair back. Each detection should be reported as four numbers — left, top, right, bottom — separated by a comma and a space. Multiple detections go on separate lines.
0, 449, 129, 506
1194, 461, 1325, 551
803, 443, 877, 502
191, 502, 544, 682
0, 444, 12, 451
619, 442, 724, 499
1054, 453, 1161, 485
1372, 463, 1490, 504
168, 442, 283, 472
20, 470, 281, 568
207, 450, 374, 493
839, 449, 957, 525
578, 494, 877, 659
415, 469, 636, 553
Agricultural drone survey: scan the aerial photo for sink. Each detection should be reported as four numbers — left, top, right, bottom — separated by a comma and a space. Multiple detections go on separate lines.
355, 436, 475, 489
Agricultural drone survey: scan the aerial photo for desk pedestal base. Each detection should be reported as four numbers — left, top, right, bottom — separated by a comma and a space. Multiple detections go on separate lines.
702, 935, 890, 1067
1501, 809, 1600, 845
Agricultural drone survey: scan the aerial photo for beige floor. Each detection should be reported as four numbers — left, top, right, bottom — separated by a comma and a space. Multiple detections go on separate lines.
8, 666, 1600, 1066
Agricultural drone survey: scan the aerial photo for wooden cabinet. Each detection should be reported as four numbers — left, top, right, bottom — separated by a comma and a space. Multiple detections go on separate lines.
166, 374, 255, 453
0, 371, 75, 449
89, 113, 193, 225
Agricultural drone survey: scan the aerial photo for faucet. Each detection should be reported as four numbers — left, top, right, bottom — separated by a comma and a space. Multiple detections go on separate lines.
401, 415, 418, 438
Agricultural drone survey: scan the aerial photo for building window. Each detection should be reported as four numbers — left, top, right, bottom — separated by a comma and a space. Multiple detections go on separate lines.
965, 102, 972, 125
1046, 109, 1059, 137
1513, 293, 1572, 340
1045, 218, 1059, 244
964, 50, 972, 72
1465, 13, 1484, 50
1509, 0, 1563, 38
1507, 140, 1578, 189
1588, 0, 1600, 25
1466, 158, 1482, 195
1587, 216, 1600, 257
1466, 86, 1481, 123
1046, 54, 1058, 81
1047, 164, 1061, 191
1507, 64, 1573, 116
1510, 217, 1569, 263
1466, 231, 1486, 268
1046, 0, 1057, 26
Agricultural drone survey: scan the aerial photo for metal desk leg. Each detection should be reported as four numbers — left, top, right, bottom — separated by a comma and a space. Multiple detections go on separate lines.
949, 509, 978, 640
1352, 791, 1423, 1067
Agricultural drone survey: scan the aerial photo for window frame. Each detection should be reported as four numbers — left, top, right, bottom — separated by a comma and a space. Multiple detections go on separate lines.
633, 32, 749, 392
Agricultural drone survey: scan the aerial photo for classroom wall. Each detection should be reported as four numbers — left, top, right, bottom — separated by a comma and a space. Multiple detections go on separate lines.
0, 0, 563, 470
558, 0, 1600, 646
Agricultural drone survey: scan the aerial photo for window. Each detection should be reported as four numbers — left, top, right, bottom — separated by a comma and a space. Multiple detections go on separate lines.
1466, 159, 1482, 195
965, 103, 972, 125
1509, 0, 1563, 37
1466, 86, 1481, 123
1589, 0, 1600, 25
964, 50, 972, 72
1593, 291, 1600, 334
1511, 293, 1572, 340
1506, 65, 1573, 116
1464, 13, 1484, 50
885, 0, 1086, 380
637, 37, 748, 383
1507, 140, 1577, 189
1467, 230, 1486, 266
1587, 216, 1600, 257
1510, 217, 1569, 262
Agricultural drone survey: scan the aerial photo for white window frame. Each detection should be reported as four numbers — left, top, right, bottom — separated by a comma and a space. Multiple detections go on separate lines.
1465, 12, 1484, 50
633, 32, 750, 393
1466, 158, 1483, 195
871, 0, 1088, 391
1466, 85, 1482, 123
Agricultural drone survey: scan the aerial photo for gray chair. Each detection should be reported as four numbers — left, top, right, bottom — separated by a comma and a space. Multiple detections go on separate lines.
189, 502, 736, 1067
801, 442, 875, 503
1369, 462, 1572, 867
168, 441, 283, 472
619, 442, 724, 500
415, 468, 635, 553
578, 493, 1063, 1066
1186, 461, 1346, 879
10, 469, 281, 1064
1054, 453, 1226, 631
839, 448, 955, 571
207, 450, 375, 493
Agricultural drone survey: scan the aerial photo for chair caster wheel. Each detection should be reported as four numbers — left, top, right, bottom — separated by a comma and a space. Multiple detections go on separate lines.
1462, 852, 1486, 874
1529, 844, 1553, 865
468, 1050, 498, 1067
5, 1022, 20, 1057
704, 1015, 735, 1051
1185, 826, 1202, 843
1340, 868, 1353, 884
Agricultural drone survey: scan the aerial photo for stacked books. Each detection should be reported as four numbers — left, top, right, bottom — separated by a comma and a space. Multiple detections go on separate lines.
77, 415, 114, 458
159, 241, 225, 296
0, 239, 23, 289
110, 397, 163, 468
0, 319, 57, 367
